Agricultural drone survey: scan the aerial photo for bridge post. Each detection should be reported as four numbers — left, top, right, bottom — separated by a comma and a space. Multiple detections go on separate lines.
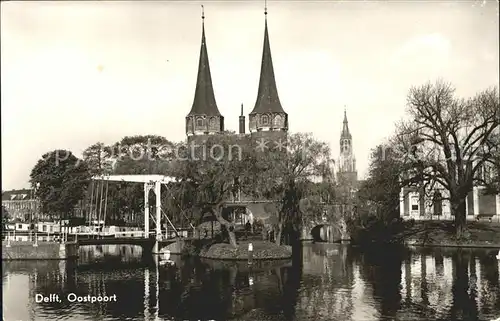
153, 181, 162, 254
144, 183, 151, 239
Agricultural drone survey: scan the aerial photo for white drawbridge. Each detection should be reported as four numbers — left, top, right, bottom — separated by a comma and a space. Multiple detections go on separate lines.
91, 174, 179, 254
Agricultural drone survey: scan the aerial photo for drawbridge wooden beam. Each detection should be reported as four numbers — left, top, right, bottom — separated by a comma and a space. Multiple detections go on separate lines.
92, 174, 178, 184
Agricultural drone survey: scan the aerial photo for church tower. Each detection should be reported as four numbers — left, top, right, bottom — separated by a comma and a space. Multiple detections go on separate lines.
186, 7, 224, 142
338, 109, 358, 187
249, 4, 288, 142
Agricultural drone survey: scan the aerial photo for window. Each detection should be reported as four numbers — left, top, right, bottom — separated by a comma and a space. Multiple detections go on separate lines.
196, 118, 204, 128
261, 115, 269, 126
273, 115, 282, 127
17, 224, 22, 229
411, 196, 419, 211
209, 118, 216, 128
42, 225, 47, 232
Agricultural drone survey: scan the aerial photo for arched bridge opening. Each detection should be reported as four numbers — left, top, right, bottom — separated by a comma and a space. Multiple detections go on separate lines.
310, 224, 342, 243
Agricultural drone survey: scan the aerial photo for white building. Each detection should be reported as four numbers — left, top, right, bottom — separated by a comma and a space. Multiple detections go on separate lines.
400, 184, 500, 222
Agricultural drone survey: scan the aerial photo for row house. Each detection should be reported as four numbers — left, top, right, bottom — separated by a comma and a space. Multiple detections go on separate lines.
2, 189, 41, 222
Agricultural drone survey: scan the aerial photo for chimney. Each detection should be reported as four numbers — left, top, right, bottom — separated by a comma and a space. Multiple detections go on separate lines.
239, 103, 245, 134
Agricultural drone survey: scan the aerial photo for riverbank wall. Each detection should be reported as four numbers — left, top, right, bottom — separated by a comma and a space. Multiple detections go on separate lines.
405, 239, 500, 249
400, 221, 500, 250
2, 241, 79, 260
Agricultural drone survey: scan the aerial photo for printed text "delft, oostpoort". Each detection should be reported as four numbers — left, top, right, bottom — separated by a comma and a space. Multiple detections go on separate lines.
35, 293, 117, 303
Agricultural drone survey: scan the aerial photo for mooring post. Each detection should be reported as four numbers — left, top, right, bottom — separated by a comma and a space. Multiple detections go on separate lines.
248, 242, 253, 265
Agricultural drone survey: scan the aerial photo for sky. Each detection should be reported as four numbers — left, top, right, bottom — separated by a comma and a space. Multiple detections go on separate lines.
1, 0, 499, 190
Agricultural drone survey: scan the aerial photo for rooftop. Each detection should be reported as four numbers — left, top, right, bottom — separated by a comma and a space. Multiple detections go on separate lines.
2, 189, 35, 201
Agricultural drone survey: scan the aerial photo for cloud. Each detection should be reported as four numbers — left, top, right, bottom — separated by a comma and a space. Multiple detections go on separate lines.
390, 33, 451, 66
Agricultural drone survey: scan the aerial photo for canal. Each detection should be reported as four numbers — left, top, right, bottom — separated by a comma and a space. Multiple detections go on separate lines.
3, 243, 500, 320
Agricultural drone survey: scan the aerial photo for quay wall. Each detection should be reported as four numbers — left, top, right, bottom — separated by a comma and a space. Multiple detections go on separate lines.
2, 241, 78, 261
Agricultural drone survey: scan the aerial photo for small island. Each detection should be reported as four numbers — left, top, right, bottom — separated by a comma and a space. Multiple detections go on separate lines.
200, 241, 291, 260
162, 222, 292, 261
163, 239, 291, 260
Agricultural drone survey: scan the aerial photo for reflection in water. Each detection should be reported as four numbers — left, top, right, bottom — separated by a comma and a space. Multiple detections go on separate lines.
2, 244, 500, 320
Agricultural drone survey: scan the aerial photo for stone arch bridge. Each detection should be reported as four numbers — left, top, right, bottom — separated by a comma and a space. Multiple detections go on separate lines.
224, 200, 351, 243
303, 218, 349, 243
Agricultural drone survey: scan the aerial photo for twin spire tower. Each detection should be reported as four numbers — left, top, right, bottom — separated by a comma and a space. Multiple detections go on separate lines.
185, 4, 288, 140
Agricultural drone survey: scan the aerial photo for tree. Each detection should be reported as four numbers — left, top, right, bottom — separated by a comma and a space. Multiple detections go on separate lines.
169, 133, 256, 247
82, 142, 113, 176
394, 81, 499, 238
81, 136, 175, 225
2, 205, 10, 231
109, 135, 175, 174
347, 144, 411, 245
358, 145, 404, 221
482, 149, 500, 195
308, 180, 336, 204
30, 150, 90, 224
250, 133, 332, 246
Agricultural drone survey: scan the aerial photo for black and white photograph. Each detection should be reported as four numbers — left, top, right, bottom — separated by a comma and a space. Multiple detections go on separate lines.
2, 0, 499, 320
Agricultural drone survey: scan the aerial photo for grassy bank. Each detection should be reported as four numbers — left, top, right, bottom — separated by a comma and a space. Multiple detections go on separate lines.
199, 241, 292, 260
405, 221, 500, 248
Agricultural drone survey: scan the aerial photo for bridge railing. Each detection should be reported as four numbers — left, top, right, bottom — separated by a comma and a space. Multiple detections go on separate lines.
68, 228, 196, 241
3, 227, 197, 245
3, 231, 61, 243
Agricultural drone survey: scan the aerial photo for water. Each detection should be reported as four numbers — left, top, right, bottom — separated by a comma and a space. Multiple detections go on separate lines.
3, 243, 500, 321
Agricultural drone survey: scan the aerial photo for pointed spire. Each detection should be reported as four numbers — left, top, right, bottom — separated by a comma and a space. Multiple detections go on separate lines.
239, 103, 246, 134
187, 5, 221, 117
341, 107, 351, 139
250, 2, 285, 115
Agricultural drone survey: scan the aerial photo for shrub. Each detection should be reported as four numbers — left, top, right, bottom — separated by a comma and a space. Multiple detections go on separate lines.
253, 219, 265, 233
180, 239, 214, 257
347, 214, 414, 246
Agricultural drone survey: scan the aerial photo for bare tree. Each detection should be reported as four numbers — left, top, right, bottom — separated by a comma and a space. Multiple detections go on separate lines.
393, 81, 499, 239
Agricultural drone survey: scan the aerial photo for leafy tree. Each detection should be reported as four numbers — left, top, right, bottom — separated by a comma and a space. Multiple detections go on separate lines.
2, 205, 10, 231
30, 150, 90, 224
358, 145, 403, 221
109, 135, 174, 174
82, 142, 113, 176
347, 144, 411, 245
249, 133, 332, 246
169, 133, 255, 247
82, 136, 175, 225
394, 81, 499, 239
